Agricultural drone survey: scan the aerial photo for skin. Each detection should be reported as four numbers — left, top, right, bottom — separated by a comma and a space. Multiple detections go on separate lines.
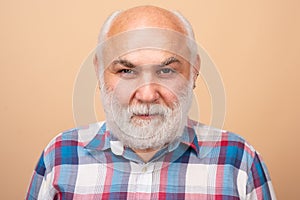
94, 6, 200, 161
106, 6, 188, 38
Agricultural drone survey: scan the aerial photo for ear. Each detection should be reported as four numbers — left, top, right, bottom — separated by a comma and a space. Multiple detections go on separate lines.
93, 54, 101, 89
93, 54, 99, 80
192, 54, 200, 89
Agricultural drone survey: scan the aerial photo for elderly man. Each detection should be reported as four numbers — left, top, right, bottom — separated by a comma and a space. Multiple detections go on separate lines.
26, 5, 276, 200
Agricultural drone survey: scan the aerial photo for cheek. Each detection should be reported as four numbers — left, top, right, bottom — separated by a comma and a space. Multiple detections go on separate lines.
160, 90, 179, 107
114, 86, 135, 105
160, 76, 191, 93
160, 83, 189, 105
104, 73, 128, 103
105, 78, 139, 106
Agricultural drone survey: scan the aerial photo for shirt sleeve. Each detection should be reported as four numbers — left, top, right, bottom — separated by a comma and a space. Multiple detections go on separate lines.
25, 151, 57, 200
246, 152, 277, 200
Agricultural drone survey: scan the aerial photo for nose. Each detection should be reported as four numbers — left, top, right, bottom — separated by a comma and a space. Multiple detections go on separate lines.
134, 83, 160, 103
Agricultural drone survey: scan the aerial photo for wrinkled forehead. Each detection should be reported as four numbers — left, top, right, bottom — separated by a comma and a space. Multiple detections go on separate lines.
96, 28, 198, 68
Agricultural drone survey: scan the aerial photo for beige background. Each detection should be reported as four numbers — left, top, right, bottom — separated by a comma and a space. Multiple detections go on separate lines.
0, 0, 299, 199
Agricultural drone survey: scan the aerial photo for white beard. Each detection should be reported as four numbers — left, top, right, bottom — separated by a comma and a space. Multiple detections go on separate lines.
100, 84, 193, 150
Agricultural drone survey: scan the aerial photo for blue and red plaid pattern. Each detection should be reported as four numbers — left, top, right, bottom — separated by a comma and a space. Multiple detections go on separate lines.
26, 120, 276, 199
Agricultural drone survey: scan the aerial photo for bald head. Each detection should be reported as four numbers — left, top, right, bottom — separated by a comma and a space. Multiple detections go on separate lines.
105, 6, 189, 39
94, 6, 200, 81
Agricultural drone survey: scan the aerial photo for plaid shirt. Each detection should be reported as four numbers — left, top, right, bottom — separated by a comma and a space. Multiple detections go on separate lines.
26, 120, 276, 199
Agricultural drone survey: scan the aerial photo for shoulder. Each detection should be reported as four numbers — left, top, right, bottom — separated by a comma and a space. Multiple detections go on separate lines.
42, 121, 106, 167
190, 122, 275, 198
190, 121, 258, 168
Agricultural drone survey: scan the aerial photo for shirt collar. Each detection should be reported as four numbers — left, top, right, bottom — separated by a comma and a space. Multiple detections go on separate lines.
177, 120, 200, 156
81, 120, 200, 157
79, 122, 112, 151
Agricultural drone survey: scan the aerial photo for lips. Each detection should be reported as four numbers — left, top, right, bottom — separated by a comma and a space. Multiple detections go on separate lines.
132, 113, 159, 120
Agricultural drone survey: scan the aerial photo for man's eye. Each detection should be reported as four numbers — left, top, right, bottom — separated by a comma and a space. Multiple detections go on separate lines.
117, 68, 137, 78
157, 68, 176, 75
118, 69, 134, 74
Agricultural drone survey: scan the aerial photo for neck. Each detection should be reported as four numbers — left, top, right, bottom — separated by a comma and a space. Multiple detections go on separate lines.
133, 148, 160, 163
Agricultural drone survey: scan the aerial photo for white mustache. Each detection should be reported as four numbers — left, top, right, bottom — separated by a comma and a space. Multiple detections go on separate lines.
127, 104, 172, 116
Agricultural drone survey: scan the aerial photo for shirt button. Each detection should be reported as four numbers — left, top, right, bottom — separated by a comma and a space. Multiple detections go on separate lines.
142, 167, 147, 173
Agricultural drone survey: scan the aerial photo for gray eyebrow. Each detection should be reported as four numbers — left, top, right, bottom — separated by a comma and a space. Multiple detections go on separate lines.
112, 59, 136, 68
113, 56, 181, 68
159, 57, 181, 67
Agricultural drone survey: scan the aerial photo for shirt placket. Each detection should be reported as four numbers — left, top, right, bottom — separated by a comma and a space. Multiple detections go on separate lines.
128, 162, 155, 200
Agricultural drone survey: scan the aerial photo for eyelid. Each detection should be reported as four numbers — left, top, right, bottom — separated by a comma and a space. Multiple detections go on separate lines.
112, 61, 136, 73
116, 68, 139, 79
156, 67, 177, 78
117, 68, 135, 73
158, 68, 175, 73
